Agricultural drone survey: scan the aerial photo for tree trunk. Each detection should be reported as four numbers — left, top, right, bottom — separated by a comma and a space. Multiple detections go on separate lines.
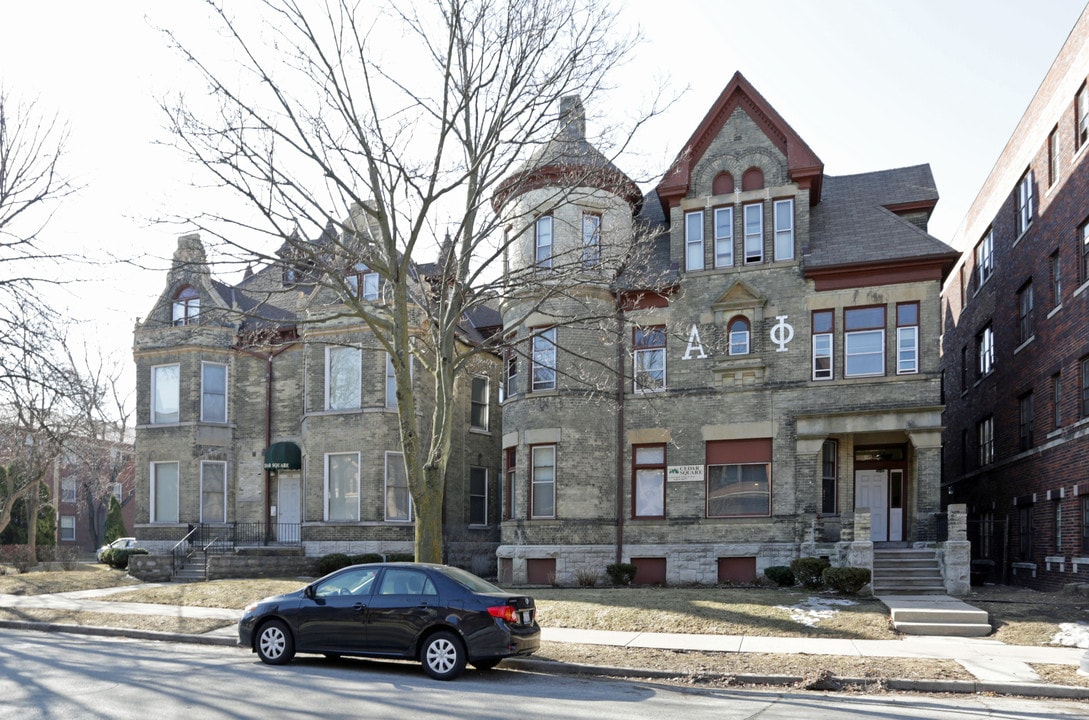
413, 463, 446, 563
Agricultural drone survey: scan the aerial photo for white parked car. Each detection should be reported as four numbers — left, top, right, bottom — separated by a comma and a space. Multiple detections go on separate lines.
96, 537, 137, 562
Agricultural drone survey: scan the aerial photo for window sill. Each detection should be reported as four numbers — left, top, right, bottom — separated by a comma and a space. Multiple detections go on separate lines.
1047, 303, 1062, 319
469, 427, 492, 435
1074, 279, 1089, 299
1010, 562, 1037, 578
1012, 226, 1030, 249
1013, 335, 1035, 354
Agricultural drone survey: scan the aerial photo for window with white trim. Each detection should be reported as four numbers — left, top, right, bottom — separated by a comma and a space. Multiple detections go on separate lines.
844, 306, 885, 377
812, 310, 833, 380
975, 230, 993, 289
714, 207, 733, 267
531, 327, 557, 392
633, 326, 665, 392
728, 316, 750, 355
978, 324, 994, 377
201, 362, 227, 423
151, 364, 180, 424
1016, 169, 1034, 236
172, 286, 200, 326
582, 212, 601, 268
535, 215, 553, 269
1051, 250, 1062, 308
470, 376, 489, 431
685, 211, 704, 271
200, 461, 226, 523
530, 445, 556, 519
504, 334, 517, 399
347, 263, 379, 300
60, 515, 76, 541
326, 346, 361, 410
151, 461, 179, 523
1078, 83, 1088, 151
61, 479, 76, 503
385, 452, 411, 522
325, 452, 360, 521
896, 302, 919, 374
633, 444, 665, 518
469, 466, 488, 526
773, 199, 794, 261
385, 352, 412, 410
743, 203, 763, 263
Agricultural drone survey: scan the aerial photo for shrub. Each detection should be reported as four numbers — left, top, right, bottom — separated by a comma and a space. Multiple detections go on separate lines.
790, 557, 830, 589
102, 548, 147, 570
822, 566, 872, 594
385, 553, 414, 563
605, 562, 637, 586
350, 553, 384, 565
35, 545, 55, 563
0, 545, 35, 573
56, 546, 82, 571
763, 565, 795, 587
316, 553, 352, 575
574, 567, 599, 587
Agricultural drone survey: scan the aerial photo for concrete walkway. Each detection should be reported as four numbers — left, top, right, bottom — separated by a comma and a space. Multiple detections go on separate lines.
0, 586, 1084, 689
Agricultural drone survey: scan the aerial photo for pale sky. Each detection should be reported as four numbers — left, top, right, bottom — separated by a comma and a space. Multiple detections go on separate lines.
1, 1, 1085, 391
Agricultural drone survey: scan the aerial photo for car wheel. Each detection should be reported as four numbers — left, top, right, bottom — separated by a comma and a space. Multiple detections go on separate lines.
420, 631, 466, 680
256, 620, 295, 665
471, 658, 501, 671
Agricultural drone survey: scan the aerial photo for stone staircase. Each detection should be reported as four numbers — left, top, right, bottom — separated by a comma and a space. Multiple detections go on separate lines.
172, 551, 208, 582
872, 547, 945, 595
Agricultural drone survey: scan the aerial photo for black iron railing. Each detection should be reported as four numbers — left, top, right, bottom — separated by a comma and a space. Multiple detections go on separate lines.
183, 522, 302, 551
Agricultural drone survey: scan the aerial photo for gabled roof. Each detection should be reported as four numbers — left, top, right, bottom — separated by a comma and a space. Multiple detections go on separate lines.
656, 71, 824, 212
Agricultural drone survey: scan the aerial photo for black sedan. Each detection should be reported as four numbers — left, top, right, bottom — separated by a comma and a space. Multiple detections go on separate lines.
238, 562, 540, 680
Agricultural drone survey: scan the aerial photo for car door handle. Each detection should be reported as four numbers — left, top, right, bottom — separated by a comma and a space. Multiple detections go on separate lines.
353, 603, 366, 610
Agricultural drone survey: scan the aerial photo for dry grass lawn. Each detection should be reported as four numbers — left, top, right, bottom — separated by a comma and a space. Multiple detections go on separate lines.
0, 565, 139, 595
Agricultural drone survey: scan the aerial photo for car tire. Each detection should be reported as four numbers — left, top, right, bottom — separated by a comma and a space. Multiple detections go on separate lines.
420, 631, 466, 680
256, 620, 295, 665
471, 658, 501, 671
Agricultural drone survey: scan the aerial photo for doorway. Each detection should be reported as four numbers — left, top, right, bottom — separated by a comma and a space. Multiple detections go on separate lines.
276, 472, 301, 542
854, 468, 904, 542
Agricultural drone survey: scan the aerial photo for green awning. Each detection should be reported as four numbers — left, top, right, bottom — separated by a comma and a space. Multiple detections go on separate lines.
264, 441, 302, 470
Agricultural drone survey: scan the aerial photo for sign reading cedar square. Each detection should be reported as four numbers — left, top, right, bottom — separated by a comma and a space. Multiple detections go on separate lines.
667, 465, 704, 482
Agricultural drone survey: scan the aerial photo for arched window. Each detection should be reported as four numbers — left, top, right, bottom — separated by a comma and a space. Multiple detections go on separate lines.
712, 172, 735, 195
172, 286, 200, 327
742, 167, 765, 191
728, 316, 750, 355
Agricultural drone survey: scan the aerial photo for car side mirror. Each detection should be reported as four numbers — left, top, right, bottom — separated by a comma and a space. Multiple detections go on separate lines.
304, 585, 315, 600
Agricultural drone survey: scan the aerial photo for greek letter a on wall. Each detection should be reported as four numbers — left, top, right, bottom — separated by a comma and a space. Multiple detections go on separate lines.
682, 323, 708, 360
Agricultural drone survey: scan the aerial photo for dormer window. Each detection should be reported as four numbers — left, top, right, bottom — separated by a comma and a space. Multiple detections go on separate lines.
172, 286, 200, 326
347, 263, 379, 300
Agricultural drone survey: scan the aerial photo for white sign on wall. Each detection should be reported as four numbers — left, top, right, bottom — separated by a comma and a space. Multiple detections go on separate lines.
667, 464, 704, 482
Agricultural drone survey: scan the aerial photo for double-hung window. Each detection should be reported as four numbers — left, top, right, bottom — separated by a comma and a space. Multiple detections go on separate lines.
530, 445, 556, 519
727, 317, 750, 355
531, 327, 557, 392
1016, 170, 1034, 236
201, 362, 227, 423
503, 447, 516, 520
347, 264, 379, 300
1051, 250, 1062, 308
977, 416, 994, 466
978, 325, 995, 377
504, 334, 518, 399
896, 302, 919, 374
385, 353, 412, 410
582, 213, 601, 267
385, 452, 411, 522
844, 306, 885, 377
151, 364, 180, 424
1081, 357, 1089, 417
633, 326, 666, 391
1018, 280, 1034, 343
326, 346, 361, 410
632, 444, 665, 518
200, 461, 226, 523
685, 211, 704, 271
975, 231, 994, 289
469, 467, 488, 526
812, 310, 834, 380
151, 461, 180, 523
61, 479, 76, 503
1048, 126, 1059, 187
470, 376, 489, 431
1019, 392, 1035, 451
820, 440, 837, 515
714, 207, 733, 267
1078, 83, 1089, 150
743, 203, 763, 263
773, 199, 794, 261
326, 452, 360, 521
1080, 220, 1089, 285
1053, 373, 1063, 429
535, 215, 553, 269
60, 516, 76, 541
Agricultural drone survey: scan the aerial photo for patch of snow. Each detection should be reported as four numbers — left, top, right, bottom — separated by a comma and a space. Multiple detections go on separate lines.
1051, 622, 1089, 649
775, 596, 857, 627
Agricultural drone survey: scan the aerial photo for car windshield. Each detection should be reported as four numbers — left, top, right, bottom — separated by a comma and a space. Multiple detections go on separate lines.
439, 565, 505, 594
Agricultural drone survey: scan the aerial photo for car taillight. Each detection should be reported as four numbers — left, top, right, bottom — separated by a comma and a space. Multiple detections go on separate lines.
487, 605, 518, 623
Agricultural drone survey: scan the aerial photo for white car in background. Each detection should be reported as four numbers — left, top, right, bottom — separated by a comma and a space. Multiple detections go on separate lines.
96, 537, 137, 562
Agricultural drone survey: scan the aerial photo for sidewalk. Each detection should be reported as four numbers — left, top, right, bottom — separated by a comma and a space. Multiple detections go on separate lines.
1, 586, 1086, 698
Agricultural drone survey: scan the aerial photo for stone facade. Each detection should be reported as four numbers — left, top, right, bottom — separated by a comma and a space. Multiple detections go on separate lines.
941, 6, 1089, 591
133, 231, 504, 575
495, 76, 959, 586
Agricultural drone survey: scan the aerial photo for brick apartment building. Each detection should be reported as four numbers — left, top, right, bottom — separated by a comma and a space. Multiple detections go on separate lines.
495, 74, 959, 586
941, 6, 1089, 590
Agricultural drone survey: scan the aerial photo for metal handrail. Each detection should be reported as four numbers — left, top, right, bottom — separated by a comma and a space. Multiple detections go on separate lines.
171, 524, 204, 575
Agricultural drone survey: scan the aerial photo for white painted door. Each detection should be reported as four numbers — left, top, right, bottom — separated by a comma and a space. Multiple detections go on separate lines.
277, 473, 301, 542
855, 469, 888, 542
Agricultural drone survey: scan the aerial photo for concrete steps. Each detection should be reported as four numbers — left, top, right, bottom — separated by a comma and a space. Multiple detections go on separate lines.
172, 552, 207, 583
872, 548, 946, 595
880, 595, 992, 637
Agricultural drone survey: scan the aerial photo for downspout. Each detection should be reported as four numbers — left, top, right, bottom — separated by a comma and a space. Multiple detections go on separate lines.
615, 304, 626, 565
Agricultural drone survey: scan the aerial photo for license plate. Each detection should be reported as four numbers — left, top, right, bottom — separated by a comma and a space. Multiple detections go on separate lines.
520, 610, 533, 624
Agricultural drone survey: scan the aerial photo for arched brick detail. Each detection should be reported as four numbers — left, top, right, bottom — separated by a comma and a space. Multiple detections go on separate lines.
712, 172, 735, 195
742, 167, 765, 191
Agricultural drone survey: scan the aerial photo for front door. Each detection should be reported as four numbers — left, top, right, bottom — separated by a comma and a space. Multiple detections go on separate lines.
276, 472, 301, 542
855, 469, 888, 541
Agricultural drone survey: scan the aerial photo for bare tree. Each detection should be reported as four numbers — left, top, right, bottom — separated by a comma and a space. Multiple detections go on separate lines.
161, 0, 668, 562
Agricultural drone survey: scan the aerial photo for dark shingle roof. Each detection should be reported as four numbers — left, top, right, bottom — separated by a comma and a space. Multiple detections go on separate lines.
806, 164, 956, 268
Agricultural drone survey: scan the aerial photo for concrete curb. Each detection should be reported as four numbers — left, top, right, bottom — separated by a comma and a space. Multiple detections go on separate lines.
5, 619, 1089, 700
